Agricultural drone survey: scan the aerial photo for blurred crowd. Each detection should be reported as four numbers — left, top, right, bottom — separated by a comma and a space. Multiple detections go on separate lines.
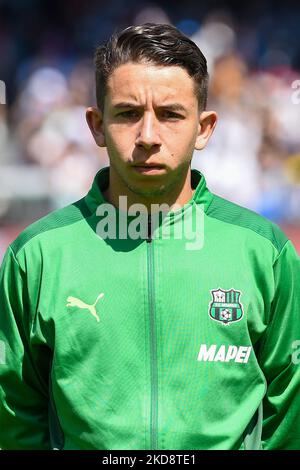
0, 0, 300, 256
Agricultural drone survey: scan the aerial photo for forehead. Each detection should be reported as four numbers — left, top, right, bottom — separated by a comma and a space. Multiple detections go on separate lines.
105, 62, 197, 105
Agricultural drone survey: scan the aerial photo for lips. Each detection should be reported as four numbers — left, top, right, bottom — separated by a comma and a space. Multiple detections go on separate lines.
132, 164, 166, 175
132, 163, 165, 168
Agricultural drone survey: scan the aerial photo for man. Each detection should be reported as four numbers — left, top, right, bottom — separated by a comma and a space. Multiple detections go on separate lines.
0, 23, 300, 450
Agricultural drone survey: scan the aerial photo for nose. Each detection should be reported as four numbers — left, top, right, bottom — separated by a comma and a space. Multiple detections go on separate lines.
135, 111, 161, 150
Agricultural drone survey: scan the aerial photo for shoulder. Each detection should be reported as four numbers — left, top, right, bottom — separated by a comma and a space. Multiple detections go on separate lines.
206, 194, 288, 254
10, 197, 91, 257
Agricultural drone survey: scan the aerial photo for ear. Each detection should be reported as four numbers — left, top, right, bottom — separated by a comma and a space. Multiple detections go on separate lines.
86, 106, 106, 147
195, 111, 218, 151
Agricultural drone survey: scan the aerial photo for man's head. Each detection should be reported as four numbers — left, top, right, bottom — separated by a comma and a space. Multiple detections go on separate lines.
94, 23, 209, 113
86, 23, 217, 208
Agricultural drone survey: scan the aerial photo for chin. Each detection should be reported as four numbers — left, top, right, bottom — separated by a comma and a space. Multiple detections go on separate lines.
127, 181, 168, 197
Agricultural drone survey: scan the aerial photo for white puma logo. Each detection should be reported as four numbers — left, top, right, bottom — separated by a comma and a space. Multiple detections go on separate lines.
66, 293, 104, 322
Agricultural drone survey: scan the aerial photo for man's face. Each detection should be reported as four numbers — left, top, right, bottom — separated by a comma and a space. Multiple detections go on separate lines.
88, 62, 216, 198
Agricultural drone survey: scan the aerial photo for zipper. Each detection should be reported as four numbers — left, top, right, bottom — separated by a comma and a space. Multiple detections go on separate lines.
147, 214, 152, 243
146, 214, 158, 449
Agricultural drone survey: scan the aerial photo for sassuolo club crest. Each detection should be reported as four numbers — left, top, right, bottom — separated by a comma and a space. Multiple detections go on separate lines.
209, 288, 244, 325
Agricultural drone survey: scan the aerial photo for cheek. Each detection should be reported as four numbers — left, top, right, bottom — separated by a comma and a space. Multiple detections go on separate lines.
105, 125, 135, 155
164, 123, 198, 152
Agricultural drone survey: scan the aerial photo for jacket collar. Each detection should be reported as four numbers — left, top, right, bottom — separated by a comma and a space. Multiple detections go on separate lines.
84, 166, 213, 215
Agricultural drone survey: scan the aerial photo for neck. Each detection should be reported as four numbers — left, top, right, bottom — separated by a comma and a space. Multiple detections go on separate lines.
103, 166, 195, 213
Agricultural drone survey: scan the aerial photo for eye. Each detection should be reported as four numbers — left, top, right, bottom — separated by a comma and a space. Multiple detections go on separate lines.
161, 110, 183, 120
117, 110, 139, 119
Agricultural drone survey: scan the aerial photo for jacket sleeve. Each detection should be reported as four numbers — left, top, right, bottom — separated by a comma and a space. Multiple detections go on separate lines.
0, 246, 51, 449
259, 239, 300, 450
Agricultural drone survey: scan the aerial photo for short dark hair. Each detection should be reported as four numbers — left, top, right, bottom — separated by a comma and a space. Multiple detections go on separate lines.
94, 23, 209, 112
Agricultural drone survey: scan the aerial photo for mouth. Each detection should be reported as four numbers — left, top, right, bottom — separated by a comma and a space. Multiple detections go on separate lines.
131, 163, 166, 175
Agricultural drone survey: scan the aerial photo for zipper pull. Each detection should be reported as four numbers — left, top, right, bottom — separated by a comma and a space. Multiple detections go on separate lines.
147, 214, 152, 243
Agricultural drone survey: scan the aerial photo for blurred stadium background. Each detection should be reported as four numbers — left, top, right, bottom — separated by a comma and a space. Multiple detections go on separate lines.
0, 0, 300, 259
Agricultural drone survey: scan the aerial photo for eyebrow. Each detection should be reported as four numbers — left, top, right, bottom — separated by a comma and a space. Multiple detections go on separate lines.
112, 102, 187, 112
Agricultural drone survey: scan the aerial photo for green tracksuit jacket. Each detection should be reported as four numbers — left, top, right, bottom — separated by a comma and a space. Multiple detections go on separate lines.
0, 167, 300, 450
